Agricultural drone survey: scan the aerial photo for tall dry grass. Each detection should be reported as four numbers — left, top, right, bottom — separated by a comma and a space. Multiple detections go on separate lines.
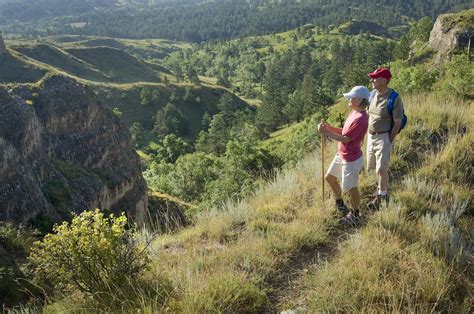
303, 93, 473, 312
144, 150, 337, 312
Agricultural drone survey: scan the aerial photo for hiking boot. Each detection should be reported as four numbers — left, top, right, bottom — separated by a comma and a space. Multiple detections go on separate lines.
339, 211, 361, 226
367, 194, 389, 211
335, 199, 349, 215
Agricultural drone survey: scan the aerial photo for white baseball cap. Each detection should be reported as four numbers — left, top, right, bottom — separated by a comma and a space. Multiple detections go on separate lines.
343, 86, 370, 100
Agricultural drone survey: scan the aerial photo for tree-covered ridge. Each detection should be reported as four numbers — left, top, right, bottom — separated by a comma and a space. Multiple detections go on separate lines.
166, 28, 395, 131
3, 0, 473, 41
140, 30, 395, 210
142, 10, 474, 216
0, 0, 118, 22
0, 0, 203, 23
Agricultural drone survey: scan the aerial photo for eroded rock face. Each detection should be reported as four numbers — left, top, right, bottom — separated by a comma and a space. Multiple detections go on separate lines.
0, 75, 147, 224
429, 12, 474, 63
0, 32, 7, 56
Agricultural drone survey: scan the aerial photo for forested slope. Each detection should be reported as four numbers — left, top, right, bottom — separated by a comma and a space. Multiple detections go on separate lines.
3, 0, 473, 41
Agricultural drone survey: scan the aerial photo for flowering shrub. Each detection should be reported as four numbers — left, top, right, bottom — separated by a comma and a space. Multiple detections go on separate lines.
29, 209, 150, 301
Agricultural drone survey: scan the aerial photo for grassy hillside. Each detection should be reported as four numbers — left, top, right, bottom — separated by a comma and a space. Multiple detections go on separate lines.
76, 38, 126, 49
3, 37, 176, 84
52, 35, 190, 61
1, 37, 254, 155
24, 91, 471, 312
94, 82, 253, 144
13, 44, 111, 82
66, 46, 161, 83
337, 19, 391, 37
297, 93, 473, 312
147, 191, 192, 233
169, 24, 396, 105
0, 51, 46, 83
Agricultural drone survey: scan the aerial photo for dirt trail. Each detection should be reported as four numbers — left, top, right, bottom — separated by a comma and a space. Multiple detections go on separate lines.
264, 225, 357, 313
264, 181, 404, 313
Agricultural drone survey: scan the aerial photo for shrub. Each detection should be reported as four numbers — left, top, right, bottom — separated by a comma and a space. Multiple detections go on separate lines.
439, 53, 474, 99
390, 60, 438, 94
29, 209, 150, 304
419, 200, 472, 269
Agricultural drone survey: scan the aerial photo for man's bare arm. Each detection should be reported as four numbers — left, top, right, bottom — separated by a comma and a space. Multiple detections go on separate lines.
390, 119, 402, 142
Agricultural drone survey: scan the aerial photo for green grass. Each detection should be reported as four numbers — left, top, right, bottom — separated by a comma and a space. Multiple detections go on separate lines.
66, 46, 161, 83
0, 51, 46, 83
76, 38, 126, 49
3, 39, 172, 84
13, 44, 111, 82
440, 8, 474, 32
143, 151, 334, 312
306, 226, 454, 312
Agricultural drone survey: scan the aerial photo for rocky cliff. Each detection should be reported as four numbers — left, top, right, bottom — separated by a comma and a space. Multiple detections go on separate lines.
0, 32, 7, 56
0, 75, 147, 225
429, 9, 474, 63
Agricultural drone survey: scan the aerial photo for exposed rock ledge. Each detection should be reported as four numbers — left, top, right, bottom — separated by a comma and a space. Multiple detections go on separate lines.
0, 75, 147, 224
429, 9, 474, 63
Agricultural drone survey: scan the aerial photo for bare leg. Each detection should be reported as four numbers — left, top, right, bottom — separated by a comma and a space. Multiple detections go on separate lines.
377, 169, 389, 193
349, 187, 360, 213
325, 174, 342, 200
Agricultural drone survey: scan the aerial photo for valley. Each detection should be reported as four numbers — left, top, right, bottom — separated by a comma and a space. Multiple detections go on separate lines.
0, 2, 473, 311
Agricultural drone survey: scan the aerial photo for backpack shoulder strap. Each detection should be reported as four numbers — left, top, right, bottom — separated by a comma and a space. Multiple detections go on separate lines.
387, 90, 399, 114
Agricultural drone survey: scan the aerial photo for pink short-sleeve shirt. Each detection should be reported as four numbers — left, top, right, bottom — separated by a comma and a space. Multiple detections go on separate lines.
338, 110, 369, 162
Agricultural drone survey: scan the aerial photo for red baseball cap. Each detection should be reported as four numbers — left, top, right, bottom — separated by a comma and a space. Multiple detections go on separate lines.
368, 67, 392, 80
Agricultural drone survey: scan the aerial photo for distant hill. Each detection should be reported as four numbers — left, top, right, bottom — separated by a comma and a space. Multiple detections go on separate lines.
0, 0, 118, 23
338, 20, 390, 37
13, 44, 111, 82
0, 36, 253, 152
56, 35, 187, 61
3, 0, 473, 42
0, 51, 46, 83
2, 42, 166, 84
77, 38, 126, 49
66, 47, 161, 83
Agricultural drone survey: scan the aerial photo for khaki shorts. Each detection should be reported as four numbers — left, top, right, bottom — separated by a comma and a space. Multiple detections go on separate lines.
367, 133, 392, 173
326, 154, 364, 192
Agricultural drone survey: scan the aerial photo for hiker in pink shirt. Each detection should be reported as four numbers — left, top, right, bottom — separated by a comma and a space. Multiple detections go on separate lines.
318, 86, 369, 225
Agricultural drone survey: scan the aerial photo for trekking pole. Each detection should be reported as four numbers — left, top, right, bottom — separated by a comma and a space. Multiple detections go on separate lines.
320, 128, 325, 205
319, 109, 329, 206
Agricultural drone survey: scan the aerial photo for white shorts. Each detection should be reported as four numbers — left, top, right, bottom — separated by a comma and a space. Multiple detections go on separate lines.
326, 154, 364, 192
367, 133, 392, 173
